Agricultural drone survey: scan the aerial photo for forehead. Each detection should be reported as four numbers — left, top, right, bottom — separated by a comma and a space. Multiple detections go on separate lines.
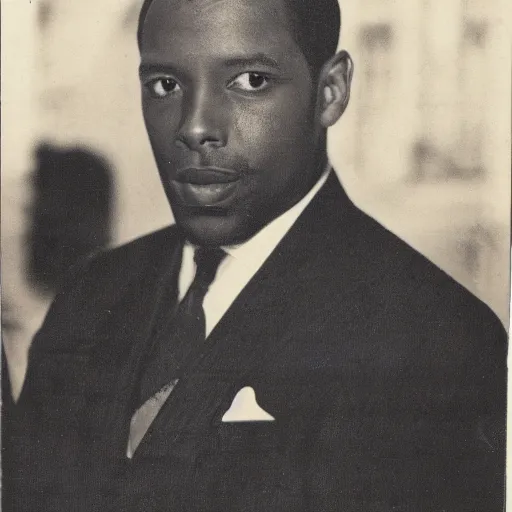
140, 0, 304, 66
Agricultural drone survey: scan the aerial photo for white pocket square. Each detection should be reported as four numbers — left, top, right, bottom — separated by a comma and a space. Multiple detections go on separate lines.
222, 386, 275, 422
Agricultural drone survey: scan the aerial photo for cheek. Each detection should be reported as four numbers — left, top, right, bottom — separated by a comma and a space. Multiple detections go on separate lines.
233, 94, 315, 167
142, 101, 181, 149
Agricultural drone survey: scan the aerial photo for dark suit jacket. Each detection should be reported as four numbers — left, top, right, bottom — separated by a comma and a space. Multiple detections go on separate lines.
5, 173, 507, 511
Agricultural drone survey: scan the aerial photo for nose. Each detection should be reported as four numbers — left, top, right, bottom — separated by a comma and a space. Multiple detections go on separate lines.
176, 88, 227, 151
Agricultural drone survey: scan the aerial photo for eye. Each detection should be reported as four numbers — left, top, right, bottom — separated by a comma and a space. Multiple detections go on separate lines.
146, 78, 181, 98
229, 72, 270, 92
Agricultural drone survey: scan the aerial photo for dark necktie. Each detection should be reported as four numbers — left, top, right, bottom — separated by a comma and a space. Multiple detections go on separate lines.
174, 247, 227, 345
129, 247, 226, 456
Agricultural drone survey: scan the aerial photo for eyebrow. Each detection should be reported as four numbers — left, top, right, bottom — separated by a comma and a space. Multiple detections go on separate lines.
139, 53, 282, 77
139, 62, 177, 77
222, 54, 282, 70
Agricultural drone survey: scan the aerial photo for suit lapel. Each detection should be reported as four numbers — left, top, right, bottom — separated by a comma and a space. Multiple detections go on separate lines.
84, 229, 185, 450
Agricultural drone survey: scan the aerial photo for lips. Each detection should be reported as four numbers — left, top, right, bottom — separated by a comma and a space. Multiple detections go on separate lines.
173, 167, 241, 207
176, 167, 240, 185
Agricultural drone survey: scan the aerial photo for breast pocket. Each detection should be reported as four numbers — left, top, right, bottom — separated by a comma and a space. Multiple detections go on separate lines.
192, 425, 304, 512
202, 378, 313, 454
208, 421, 284, 453
188, 379, 314, 511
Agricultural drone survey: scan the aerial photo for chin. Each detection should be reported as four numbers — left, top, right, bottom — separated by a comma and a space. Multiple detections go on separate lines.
177, 214, 253, 248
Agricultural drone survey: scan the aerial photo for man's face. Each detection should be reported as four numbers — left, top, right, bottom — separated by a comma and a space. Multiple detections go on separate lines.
140, 0, 324, 246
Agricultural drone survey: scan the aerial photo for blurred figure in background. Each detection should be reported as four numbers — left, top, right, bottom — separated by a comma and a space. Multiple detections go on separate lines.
2, 143, 114, 401
27, 143, 113, 295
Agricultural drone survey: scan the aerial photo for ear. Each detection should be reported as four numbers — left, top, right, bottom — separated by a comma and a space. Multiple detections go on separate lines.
318, 50, 353, 128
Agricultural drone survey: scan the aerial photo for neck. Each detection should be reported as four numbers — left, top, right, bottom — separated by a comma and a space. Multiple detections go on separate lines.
307, 148, 329, 189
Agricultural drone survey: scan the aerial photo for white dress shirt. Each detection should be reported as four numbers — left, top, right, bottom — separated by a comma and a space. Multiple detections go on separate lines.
178, 169, 331, 337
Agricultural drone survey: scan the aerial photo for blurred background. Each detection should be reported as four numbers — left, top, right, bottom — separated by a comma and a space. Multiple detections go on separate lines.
2, 0, 510, 402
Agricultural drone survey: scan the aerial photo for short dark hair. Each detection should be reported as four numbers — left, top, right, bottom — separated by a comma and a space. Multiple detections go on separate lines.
137, 0, 341, 77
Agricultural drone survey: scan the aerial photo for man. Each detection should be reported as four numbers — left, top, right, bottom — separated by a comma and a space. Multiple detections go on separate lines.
6, 0, 507, 510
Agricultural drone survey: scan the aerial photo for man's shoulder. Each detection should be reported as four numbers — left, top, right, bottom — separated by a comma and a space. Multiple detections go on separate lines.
86, 225, 179, 277
77, 223, 182, 290
36, 225, 181, 335
59, 224, 181, 293
316, 177, 497, 321
304, 198, 507, 380
350, 206, 506, 338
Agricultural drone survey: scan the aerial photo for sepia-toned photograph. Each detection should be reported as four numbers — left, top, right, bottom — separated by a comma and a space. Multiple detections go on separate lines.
2, 0, 510, 510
